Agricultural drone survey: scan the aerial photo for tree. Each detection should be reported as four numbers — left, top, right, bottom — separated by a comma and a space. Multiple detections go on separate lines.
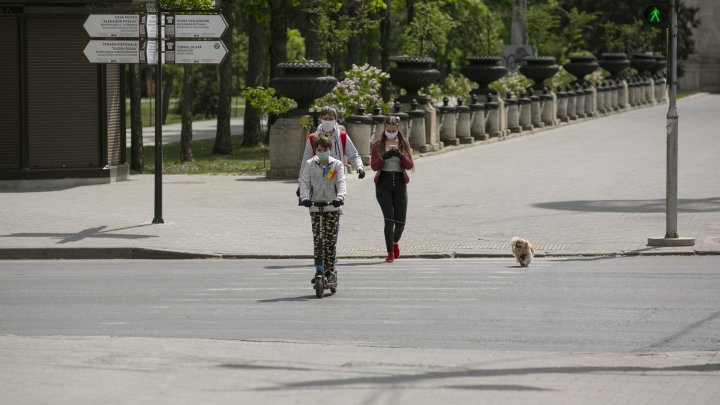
180, 65, 194, 161
241, 0, 270, 147
214, 0, 235, 154
129, 64, 144, 171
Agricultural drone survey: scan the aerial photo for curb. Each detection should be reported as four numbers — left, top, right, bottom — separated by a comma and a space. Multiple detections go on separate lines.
0, 248, 717, 260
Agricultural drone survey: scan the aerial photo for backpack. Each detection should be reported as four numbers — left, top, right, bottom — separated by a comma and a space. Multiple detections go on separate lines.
309, 131, 348, 155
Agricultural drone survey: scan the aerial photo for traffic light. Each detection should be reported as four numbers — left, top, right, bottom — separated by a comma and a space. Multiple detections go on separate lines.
643, 1, 671, 28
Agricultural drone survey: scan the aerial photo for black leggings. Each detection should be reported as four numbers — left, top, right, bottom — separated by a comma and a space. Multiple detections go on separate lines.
375, 171, 407, 253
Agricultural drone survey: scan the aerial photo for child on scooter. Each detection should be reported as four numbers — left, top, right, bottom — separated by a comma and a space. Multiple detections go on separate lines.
298, 135, 346, 284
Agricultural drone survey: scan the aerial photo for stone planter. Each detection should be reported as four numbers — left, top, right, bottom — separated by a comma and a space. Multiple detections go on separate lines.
519, 56, 559, 91
388, 56, 441, 103
460, 56, 508, 98
630, 53, 657, 76
270, 61, 337, 115
599, 53, 630, 79
564, 54, 599, 85
653, 55, 667, 78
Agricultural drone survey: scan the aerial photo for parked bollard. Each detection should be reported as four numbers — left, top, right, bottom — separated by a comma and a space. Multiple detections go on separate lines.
345, 105, 373, 165
605, 79, 613, 111
541, 88, 556, 126
505, 93, 521, 133
597, 82, 607, 113
408, 99, 429, 152
455, 98, 473, 144
610, 80, 619, 110
439, 97, 459, 146
556, 89, 569, 122
470, 94, 487, 140
574, 83, 586, 119
485, 94, 501, 138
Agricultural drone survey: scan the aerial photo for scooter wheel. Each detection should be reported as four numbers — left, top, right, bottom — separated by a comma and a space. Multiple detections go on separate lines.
315, 278, 324, 298
330, 287, 336, 294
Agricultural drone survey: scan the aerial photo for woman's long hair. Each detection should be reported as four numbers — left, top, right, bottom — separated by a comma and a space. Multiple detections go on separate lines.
374, 131, 415, 172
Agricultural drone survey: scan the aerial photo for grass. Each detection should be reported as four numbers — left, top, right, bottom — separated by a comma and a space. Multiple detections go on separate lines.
128, 135, 269, 176
677, 91, 696, 99
125, 97, 246, 127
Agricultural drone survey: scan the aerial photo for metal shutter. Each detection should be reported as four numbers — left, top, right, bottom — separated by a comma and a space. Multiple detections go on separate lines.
0, 17, 20, 169
26, 15, 100, 168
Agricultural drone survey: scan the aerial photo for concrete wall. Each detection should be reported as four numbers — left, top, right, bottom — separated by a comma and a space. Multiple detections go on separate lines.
679, 0, 720, 93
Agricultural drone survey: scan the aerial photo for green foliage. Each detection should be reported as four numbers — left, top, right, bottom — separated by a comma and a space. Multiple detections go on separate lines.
543, 66, 575, 91
560, 7, 597, 55
526, 1, 563, 59
402, 2, 457, 57
489, 72, 533, 97
241, 87, 295, 116
602, 19, 660, 55
315, 63, 391, 120
161, 0, 215, 9
191, 65, 219, 118
450, 0, 504, 57
286, 28, 305, 62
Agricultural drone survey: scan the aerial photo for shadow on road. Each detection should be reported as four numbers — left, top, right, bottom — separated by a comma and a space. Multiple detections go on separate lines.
2, 224, 157, 244
534, 197, 720, 213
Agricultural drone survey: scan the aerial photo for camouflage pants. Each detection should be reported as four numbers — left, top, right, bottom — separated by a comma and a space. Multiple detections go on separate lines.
310, 211, 340, 272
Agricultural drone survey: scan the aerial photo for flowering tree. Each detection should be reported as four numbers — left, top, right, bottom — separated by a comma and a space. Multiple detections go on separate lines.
315, 63, 391, 121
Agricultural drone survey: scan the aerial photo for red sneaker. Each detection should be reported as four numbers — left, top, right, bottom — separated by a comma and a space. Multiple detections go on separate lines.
393, 243, 400, 259
385, 253, 394, 263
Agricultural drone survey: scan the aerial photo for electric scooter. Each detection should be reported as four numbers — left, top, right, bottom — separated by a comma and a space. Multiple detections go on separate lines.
306, 201, 341, 298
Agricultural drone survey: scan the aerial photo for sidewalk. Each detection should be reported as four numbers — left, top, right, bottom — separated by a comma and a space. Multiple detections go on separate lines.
2, 94, 719, 259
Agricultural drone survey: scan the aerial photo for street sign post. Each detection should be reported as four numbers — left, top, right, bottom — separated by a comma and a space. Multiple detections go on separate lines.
648, 0, 694, 247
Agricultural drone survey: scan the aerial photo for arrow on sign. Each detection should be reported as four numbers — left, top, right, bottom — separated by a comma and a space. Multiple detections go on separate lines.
84, 14, 140, 38
84, 40, 140, 63
166, 40, 228, 64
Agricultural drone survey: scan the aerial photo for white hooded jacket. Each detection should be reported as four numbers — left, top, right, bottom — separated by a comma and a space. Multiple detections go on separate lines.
298, 156, 347, 213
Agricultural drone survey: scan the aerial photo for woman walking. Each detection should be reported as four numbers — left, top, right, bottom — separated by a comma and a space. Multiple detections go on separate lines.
370, 115, 414, 263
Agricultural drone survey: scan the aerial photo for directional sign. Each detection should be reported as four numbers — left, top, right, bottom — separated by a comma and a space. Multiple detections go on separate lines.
169, 14, 228, 38
164, 40, 228, 64
144, 13, 165, 39
83, 40, 140, 63
84, 14, 140, 38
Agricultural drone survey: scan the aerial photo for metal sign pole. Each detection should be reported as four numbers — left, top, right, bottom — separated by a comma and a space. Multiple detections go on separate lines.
152, 0, 164, 224
648, 0, 693, 247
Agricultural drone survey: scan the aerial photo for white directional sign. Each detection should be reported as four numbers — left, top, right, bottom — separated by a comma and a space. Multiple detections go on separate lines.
169, 14, 228, 38
165, 40, 228, 64
84, 40, 140, 63
84, 14, 140, 38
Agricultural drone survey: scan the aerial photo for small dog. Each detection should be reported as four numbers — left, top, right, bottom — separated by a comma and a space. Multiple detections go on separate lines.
511, 236, 534, 267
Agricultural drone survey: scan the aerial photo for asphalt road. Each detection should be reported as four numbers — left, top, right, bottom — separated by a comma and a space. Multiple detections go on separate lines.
1, 257, 718, 353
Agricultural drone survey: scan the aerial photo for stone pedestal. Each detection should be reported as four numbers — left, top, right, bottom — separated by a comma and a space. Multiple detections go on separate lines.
267, 116, 312, 179
597, 85, 607, 113
485, 95, 501, 138
585, 86, 596, 117
574, 85, 586, 119
567, 89, 577, 121
345, 108, 373, 165
619, 81, 628, 109
424, 102, 441, 151
506, 95, 521, 133
409, 101, 429, 152
541, 90, 556, 126
530, 92, 543, 128
455, 98, 473, 144
556, 91, 568, 122
439, 98, 459, 146
519, 93, 533, 131
470, 95, 487, 140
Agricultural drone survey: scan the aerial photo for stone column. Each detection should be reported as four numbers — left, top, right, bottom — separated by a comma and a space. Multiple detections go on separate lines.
391, 101, 410, 140
424, 100, 441, 150
267, 115, 312, 179
574, 83, 586, 119
567, 87, 577, 120
585, 84, 596, 117
439, 97, 459, 146
618, 80, 628, 110
541, 88, 556, 126
556, 90, 568, 122
371, 106, 385, 143
530, 89, 543, 128
505, 93, 521, 133
345, 105, 373, 166
604, 80, 613, 110
485, 94, 502, 138
470, 94, 487, 140
408, 100, 430, 152
519, 91, 533, 131
597, 82, 607, 113
455, 98, 473, 144
610, 80, 619, 110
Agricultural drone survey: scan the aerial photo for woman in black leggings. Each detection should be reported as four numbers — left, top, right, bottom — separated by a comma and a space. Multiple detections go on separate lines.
370, 116, 415, 263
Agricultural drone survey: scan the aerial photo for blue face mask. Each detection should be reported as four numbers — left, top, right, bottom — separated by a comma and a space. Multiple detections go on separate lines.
316, 151, 330, 161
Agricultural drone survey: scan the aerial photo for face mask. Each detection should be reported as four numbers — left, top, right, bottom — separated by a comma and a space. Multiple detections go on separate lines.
321, 120, 336, 132
385, 130, 398, 139
316, 151, 330, 161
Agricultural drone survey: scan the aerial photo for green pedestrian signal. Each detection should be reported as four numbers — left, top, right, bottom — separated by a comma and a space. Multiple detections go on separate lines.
643, 3, 670, 28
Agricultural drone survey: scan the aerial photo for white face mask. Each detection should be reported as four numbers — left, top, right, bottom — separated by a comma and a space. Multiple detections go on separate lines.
385, 130, 398, 139
321, 120, 336, 132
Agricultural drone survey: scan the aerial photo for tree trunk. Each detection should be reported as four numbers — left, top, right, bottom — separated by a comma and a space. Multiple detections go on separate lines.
180, 65, 193, 162
380, 0, 392, 100
129, 64, 144, 171
303, 9, 321, 61
269, 0, 288, 79
213, 2, 234, 154
161, 71, 173, 125
242, 8, 268, 147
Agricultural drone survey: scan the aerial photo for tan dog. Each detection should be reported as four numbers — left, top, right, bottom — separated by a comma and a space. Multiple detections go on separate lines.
511, 236, 534, 267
